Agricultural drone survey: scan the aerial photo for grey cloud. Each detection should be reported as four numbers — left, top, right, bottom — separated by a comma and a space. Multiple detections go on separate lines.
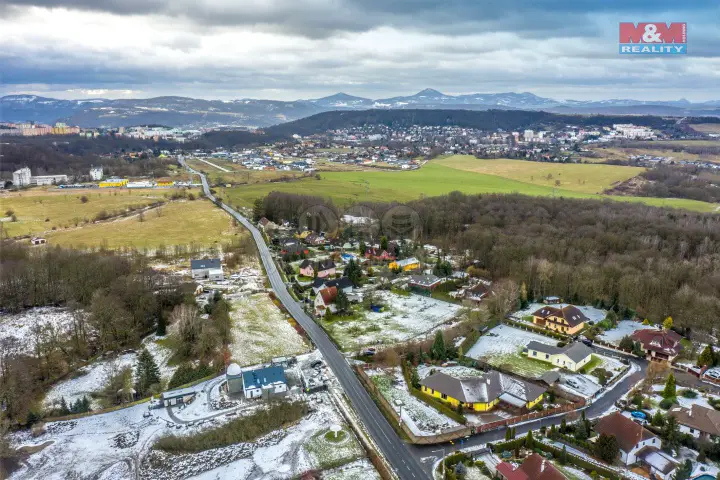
5, 0, 718, 39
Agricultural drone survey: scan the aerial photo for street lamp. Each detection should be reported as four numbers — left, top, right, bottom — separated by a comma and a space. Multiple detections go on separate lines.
432, 448, 446, 479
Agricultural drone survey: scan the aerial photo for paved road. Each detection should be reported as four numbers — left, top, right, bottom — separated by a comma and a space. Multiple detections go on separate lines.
183, 160, 429, 480
183, 158, 648, 478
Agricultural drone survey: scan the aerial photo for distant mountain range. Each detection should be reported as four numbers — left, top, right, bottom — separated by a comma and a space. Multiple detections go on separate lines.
3, 89, 720, 128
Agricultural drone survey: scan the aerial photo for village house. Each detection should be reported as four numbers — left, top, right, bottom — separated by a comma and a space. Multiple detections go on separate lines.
531, 304, 589, 335
465, 282, 490, 303
299, 259, 315, 277
593, 412, 661, 466
304, 233, 326, 246
389, 256, 420, 272
408, 274, 441, 293
630, 328, 683, 363
280, 239, 309, 256
525, 341, 593, 372
258, 217, 277, 232
316, 259, 336, 278
190, 258, 224, 281
419, 371, 545, 412
242, 365, 288, 399
496, 453, 567, 480
30, 236, 47, 245
314, 286, 338, 317
668, 404, 720, 441
312, 277, 353, 295
364, 246, 395, 261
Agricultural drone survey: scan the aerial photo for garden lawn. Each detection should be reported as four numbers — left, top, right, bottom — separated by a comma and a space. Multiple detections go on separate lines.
465, 325, 558, 379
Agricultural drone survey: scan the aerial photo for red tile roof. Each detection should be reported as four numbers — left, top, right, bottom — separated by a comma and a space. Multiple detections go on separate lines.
595, 412, 656, 453
630, 329, 683, 356
319, 286, 338, 305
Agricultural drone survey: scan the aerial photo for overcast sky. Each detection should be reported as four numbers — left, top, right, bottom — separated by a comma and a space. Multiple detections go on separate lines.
1, 0, 719, 101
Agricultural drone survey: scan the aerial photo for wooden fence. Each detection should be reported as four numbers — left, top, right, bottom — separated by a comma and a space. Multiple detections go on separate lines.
355, 366, 585, 445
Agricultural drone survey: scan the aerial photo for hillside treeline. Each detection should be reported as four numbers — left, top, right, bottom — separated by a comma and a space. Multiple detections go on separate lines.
0, 244, 193, 424
1, 142, 174, 179
257, 191, 720, 334
264, 109, 682, 138
637, 166, 720, 203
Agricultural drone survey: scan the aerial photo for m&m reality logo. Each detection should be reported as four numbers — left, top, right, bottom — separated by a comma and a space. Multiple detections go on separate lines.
619, 22, 687, 55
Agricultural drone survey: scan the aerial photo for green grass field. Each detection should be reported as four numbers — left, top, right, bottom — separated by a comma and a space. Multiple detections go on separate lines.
218, 157, 718, 213
435, 155, 645, 194
45, 199, 243, 250
0, 188, 180, 238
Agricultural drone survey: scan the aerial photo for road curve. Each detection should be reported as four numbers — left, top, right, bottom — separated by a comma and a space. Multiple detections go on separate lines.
182, 159, 429, 480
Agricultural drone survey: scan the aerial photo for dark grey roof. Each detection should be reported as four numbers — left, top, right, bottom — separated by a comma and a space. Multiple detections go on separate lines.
317, 259, 336, 271
409, 274, 441, 287
299, 259, 312, 268
526, 341, 592, 364
191, 258, 221, 270
420, 371, 545, 404
540, 371, 561, 385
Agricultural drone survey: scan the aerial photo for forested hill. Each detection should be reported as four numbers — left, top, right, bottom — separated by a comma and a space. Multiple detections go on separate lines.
263, 109, 713, 137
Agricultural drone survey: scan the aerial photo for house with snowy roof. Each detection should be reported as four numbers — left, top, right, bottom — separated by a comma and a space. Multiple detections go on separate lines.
525, 341, 593, 372
419, 370, 545, 412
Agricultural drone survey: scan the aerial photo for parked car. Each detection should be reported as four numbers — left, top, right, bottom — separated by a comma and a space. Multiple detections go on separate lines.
581, 338, 593, 347
565, 378, 580, 388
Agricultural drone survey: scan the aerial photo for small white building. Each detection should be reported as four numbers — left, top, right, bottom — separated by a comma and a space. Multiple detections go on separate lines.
242, 365, 288, 399
30, 237, 47, 245
89, 166, 104, 180
160, 386, 198, 407
190, 258, 224, 281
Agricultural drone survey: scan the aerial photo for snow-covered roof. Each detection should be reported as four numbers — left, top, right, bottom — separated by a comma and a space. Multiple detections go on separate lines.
227, 363, 241, 377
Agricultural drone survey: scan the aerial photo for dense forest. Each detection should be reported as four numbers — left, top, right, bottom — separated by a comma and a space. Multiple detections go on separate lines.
636, 166, 720, 203
257, 191, 720, 335
0, 244, 194, 424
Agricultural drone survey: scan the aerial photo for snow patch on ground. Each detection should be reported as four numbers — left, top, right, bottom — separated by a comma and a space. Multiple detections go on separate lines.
512, 303, 607, 324
227, 293, 311, 366
0, 307, 78, 355
44, 353, 136, 411
598, 321, 646, 346
366, 367, 459, 436
321, 291, 461, 350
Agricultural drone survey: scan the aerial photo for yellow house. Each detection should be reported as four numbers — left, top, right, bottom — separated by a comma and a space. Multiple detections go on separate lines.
99, 178, 128, 188
389, 257, 420, 272
531, 305, 588, 335
296, 230, 313, 240
419, 371, 545, 412
525, 341, 593, 372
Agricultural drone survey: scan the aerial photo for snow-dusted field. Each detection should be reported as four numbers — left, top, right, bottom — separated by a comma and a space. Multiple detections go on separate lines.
366, 367, 460, 436
43, 335, 176, 412
13, 386, 369, 480
0, 307, 77, 355
598, 321, 646, 346
511, 303, 607, 324
321, 291, 461, 351
227, 293, 311, 366
44, 353, 136, 411
465, 325, 557, 378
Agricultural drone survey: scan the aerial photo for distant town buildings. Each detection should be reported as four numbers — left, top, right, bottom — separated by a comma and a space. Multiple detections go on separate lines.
12, 167, 67, 186
0, 122, 80, 136
89, 166, 104, 181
